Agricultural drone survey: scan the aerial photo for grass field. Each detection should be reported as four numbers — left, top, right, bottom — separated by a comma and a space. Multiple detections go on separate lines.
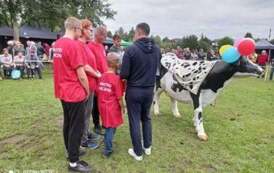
0, 71, 274, 173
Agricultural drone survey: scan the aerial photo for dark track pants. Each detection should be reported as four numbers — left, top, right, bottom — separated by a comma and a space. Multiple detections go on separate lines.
126, 87, 154, 156
92, 95, 100, 129
61, 99, 86, 163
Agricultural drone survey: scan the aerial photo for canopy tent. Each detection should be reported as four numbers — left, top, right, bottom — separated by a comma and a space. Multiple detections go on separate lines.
256, 39, 274, 50
121, 40, 133, 48
255, 39, 274, 64
0, 25, 58, 40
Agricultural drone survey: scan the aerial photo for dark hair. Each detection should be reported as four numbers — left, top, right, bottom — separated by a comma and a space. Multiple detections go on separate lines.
136, 23, 150, 36
113, 34, 121, 40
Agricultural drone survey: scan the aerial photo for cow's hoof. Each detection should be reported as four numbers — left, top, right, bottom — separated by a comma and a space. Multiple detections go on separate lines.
198, 133, 208, 141
154, 111, 160, 116
174, 113, 181, 118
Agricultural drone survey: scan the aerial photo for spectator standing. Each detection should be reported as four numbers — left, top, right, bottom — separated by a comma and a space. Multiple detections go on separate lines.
97, 52, 125, 158
78, 19, 101, 149
120, 23, 161, 161
109, 34, 124, 63
88, 26, 108, 135
257, 50, 269, 66
53, 17, 91, 172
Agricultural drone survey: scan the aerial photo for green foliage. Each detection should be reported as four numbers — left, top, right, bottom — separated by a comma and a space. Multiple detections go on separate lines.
114, 27, 135, 41
0, 0, 116, 33
218, 36, 234, 48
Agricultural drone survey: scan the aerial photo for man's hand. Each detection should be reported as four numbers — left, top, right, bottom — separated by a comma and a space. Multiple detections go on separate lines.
84, 65, 101, 78
76, 66, 90, 100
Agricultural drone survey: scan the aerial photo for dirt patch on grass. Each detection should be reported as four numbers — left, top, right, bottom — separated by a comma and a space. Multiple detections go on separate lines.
0, 134, 28, 153
201, 164, 217, 173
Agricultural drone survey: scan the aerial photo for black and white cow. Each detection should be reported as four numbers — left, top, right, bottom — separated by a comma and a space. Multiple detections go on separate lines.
153, 54, 264, 141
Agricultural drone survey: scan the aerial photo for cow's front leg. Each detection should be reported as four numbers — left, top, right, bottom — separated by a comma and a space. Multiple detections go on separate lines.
193, 108, 208, 141
191, 93, 208, 141
153, 87, 164, 115
170, 97, 181, 117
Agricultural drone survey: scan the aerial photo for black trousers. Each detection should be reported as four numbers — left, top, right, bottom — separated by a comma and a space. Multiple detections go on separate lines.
61, 99, 86, 163
126, 87, 154, 156
92, 95, 100, 128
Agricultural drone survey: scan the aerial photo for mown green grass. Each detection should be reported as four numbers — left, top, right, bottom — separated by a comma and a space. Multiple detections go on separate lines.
0, 71, 273, 173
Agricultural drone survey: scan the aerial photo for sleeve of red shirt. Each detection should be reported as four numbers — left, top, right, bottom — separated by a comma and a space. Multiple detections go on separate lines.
114, 77, 124, 99
70, 41, 85, 70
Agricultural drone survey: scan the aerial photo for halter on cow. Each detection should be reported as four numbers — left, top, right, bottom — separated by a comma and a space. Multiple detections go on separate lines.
153, 53, 264, 141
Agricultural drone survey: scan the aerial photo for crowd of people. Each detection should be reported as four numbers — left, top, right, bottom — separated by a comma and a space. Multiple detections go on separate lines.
164, 46, 220, 61
53, 17, 160, 172
0, 40, 52, 80
161, 46, 272, 68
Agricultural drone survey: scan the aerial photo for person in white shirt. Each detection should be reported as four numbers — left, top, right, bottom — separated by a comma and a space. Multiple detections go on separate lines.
0, 48, 13, 78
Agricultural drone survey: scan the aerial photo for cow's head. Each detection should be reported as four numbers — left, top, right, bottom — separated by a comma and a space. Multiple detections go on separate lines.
235, 57, 264, 76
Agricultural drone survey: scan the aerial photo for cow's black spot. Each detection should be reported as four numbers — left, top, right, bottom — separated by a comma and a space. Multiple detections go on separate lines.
193, 62, 198, 66
185, 73, 191, 77
171, 83, 186, 92
184, 64, 190, 68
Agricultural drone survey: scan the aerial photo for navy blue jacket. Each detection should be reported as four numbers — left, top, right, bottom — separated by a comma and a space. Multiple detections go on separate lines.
120, 37, 161, 87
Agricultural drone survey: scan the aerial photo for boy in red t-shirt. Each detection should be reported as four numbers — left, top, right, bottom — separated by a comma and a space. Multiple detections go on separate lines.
97, 52, 125, 157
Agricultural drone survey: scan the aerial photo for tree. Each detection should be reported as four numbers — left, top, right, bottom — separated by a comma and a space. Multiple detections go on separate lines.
217, 36, 234, 48
244, 32, 253, 38
0, 0, 116, 40
127, 27, 135, 41
180, 35, 199, 49
270, 39, 274, 45
152, 35, 162, 46
198, 35, 212, 51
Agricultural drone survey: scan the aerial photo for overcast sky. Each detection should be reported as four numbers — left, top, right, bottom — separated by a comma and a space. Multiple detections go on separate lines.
103, 0, 274, 40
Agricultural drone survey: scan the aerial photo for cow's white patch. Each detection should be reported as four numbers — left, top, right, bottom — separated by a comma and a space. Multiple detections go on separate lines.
161, 53, 216, 94
163, 72, 193, 103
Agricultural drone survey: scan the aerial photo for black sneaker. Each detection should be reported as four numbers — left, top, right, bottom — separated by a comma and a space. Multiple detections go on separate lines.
68, 160, 91, 173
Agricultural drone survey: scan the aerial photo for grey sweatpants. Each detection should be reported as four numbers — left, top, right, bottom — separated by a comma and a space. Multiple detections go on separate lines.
82, 93, 94, 143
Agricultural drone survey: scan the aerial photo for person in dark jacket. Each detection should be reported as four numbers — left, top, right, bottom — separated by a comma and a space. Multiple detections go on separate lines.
120, 23, 161, 161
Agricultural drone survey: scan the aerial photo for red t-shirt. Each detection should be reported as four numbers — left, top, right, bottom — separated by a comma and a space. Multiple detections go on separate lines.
97, 72, 124, 128
88, 41, 108, 73
77, 40, 98, 92
257, 54, 269, 66
53, 37, 87, 102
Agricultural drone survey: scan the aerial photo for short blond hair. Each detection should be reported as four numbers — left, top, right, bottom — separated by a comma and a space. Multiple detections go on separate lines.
64, 17, 81, 30
107, 52, 120, 68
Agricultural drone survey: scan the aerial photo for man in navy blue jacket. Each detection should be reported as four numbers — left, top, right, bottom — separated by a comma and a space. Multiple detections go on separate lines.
120, 23, 161, 161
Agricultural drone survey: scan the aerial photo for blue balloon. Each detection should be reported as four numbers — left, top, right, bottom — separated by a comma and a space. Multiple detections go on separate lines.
222, 47, 241, 63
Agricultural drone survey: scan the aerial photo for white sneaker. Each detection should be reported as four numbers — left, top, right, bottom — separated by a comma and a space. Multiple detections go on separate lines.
128, 148, 143, 161
143, 146, 151, 155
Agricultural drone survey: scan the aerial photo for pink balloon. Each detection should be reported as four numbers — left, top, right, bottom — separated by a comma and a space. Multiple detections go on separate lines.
234, 38, 244, 47
237, 38, 256, 56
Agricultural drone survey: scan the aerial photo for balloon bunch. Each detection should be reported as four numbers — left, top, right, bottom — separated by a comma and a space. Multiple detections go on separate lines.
219, 38, 256, 63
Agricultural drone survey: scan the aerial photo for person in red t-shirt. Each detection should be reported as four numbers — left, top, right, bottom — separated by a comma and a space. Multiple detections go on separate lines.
97, 52, 125, 157
78, 19, 102, 149
87, 26, 108, 134
53, 17, 91, 172
257, 50, 269, 66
